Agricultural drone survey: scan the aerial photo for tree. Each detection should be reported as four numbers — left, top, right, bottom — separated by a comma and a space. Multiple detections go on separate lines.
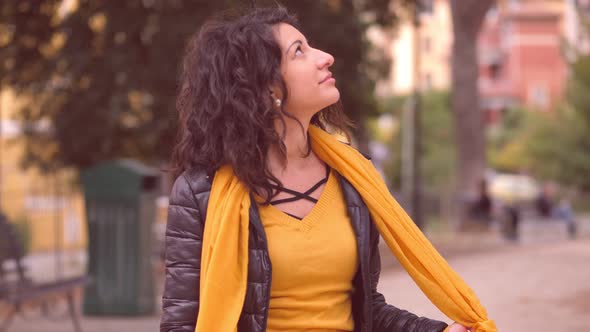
0, 0, 395, 172
488, 106, 532, 173
487, 56, 590, 190
523, 56, 590, 190
449, 0, 495, 219
525, 108, 590, 190
1, 0, 230, 171
382, 90, 455, 190
419, 91, 455, 188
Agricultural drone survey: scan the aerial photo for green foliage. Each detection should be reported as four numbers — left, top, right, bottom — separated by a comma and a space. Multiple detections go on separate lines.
488, 106, 533, 173
489, 53, 590, 190
12, 216, 32, 255
1, 0, 397, 171
419, 90, 456, 188
513, 21, 590, 190
521, 52, 590, 189
525, 106, 590, 190
380, 90, 456, 190
566, 56, 590, 127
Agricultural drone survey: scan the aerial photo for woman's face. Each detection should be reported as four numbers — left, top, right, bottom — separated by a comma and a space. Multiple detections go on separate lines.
272, 23, 340, 120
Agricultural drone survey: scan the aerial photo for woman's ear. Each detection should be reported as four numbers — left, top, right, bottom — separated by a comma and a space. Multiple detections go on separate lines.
269, 86, 281, 101
269, 86, 284, 109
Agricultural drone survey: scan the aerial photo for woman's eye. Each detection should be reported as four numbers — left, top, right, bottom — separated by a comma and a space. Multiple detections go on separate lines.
295, 45, 303, 56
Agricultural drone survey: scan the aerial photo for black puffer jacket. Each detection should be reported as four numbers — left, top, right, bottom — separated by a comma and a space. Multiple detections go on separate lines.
160, 168, 449, 332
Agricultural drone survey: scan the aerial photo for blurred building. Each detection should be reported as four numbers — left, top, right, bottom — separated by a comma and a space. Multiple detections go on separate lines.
480, 0, 568, 123
563, 0, 590, 56
373, 0, 586, 122
0, 88, 87, 253
372, 0, 453, 97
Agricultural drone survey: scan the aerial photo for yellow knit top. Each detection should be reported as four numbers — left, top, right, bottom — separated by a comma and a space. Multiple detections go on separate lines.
196, 126, 496, 332
256, 170, 359, 332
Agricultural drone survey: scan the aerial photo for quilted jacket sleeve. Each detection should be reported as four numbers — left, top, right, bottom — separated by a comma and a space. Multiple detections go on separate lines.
369, 222, 449, 332
160, 174, 205, 332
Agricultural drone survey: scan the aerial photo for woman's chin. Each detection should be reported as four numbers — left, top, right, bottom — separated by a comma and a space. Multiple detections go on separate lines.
323, 91, 340, 107
317, 100, 339, 111
305, 91, 341, 113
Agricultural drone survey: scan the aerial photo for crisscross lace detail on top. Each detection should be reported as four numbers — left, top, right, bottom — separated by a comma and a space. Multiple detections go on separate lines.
269, 165, 330, 220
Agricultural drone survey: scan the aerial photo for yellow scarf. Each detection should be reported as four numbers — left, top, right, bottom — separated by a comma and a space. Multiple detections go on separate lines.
196, 125, 497, 332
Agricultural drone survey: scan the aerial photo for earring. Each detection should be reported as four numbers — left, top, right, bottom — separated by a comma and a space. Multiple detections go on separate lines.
275, 99, 282, 107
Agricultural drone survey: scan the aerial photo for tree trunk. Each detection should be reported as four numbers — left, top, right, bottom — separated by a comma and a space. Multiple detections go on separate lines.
450, 0, 494, 226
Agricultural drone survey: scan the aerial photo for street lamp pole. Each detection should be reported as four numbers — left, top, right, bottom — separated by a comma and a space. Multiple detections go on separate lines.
410, 1, 423, 229
0, 84, 3, 212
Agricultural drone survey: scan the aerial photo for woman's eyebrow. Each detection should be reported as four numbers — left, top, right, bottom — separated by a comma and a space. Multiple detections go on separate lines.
285, 39, 303, 55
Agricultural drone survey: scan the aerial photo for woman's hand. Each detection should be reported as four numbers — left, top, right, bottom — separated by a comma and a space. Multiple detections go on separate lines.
448, 322, 470, 332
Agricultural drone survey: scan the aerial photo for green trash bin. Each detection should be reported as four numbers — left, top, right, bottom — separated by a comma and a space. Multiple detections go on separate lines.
81, 159, 159, 315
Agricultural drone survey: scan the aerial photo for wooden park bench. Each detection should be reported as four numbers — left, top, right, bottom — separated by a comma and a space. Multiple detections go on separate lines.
0, 213, 91, 332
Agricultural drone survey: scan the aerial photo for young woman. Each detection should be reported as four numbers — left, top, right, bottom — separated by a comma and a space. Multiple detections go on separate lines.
160, 6, 492, 332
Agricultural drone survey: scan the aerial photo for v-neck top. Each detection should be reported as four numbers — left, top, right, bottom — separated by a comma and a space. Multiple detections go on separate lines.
256, 170, 359, 331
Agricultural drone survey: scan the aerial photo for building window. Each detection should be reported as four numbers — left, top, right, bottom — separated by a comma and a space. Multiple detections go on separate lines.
528, 85, 549, 110
423, 36, 431, 53
508, 0, 521, 10
489, 63, 501, 80
423, 72, 433, 90
25, 195, 68, 212
419, 0, 434, 14
486, 4, 499, 19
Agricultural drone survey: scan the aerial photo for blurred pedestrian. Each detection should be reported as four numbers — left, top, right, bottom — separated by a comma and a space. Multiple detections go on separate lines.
553, 196, 578, 239
535, 182, 553, 218
504, 202, 521, 241
535, 182, 577, 238
470, 178, 493, 225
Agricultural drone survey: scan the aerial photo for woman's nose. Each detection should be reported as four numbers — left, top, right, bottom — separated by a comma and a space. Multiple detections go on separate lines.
317, 51, 334, 69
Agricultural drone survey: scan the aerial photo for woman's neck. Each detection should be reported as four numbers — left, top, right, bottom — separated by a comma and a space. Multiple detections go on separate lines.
268, 116, 318, 174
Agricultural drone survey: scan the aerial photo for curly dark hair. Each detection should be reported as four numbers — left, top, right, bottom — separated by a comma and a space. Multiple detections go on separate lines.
171, 5, 352, 202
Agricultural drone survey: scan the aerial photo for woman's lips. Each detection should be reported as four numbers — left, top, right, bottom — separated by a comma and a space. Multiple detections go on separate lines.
319, 73, 334, 84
